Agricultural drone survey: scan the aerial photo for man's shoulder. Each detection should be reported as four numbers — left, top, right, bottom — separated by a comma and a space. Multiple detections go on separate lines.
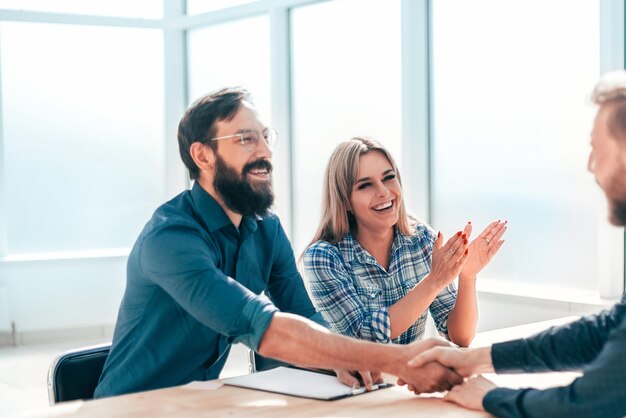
139, 191, 203, 240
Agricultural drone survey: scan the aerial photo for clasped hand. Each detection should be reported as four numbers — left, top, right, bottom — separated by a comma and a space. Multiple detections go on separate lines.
405, 343, 498, 411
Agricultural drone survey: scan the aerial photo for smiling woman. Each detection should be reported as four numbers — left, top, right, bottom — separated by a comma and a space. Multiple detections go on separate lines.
302, 138, 507, 348
349, 152, 403, 242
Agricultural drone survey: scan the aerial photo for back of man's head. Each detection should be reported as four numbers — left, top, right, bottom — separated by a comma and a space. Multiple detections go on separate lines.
178, 87, 251, 180
592, 71, 626, 141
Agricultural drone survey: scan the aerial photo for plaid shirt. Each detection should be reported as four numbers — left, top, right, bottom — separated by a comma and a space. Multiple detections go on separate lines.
303, 224, 457, 344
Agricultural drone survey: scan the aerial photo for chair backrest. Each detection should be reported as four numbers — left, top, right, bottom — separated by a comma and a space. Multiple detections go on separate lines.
47, 343, 111, 405
247, 349, 290, 373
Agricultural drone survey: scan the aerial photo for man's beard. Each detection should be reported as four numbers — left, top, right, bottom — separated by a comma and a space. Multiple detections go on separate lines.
213, 153, 274, 217
609, 197, 626, 226
605, 164, 626, 226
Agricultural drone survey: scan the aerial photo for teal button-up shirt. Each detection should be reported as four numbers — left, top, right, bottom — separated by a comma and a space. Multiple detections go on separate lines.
95, 182, 323, 398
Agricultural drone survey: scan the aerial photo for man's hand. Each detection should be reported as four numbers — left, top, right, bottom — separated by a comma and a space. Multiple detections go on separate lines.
395, 338, 463, 393
408, 346, 494, 378
396, 361, 463, 393
334, 369, 384, 391
444, 375, 496, 411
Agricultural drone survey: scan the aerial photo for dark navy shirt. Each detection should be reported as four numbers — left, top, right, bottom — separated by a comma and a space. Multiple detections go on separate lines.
94, 182, 323, 398
484, 293, 626, 418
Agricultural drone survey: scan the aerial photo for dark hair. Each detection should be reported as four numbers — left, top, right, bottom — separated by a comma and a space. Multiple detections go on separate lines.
177, 87, 251, 180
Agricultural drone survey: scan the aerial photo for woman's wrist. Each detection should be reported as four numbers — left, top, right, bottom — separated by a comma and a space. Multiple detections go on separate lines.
422, 273, 448, 293
459, 272, 477, 283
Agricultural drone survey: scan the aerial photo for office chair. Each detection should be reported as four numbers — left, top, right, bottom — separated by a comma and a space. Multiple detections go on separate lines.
47, 342, 111, 405
247, 349, 290, 373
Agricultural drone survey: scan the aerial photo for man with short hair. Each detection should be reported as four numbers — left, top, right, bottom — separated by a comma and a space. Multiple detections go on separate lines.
94, 87, 462, 398
408, 71, 626, 418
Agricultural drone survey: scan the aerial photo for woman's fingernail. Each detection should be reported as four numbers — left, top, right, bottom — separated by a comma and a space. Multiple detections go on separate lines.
465, 249, 469, 255
461, 233, 467, 239
456, 231, 462, 236
464, 239, 468, 244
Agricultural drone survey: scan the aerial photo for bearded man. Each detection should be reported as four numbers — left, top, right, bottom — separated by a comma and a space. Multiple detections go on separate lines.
95, 87, 463, 398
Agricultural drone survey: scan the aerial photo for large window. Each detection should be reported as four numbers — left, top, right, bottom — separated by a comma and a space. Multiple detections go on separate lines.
431, 0, 602, 290
290, 0, 402, 255
1, 22, 165, 254
187, 16, 271, 122
0, 0, 622, 341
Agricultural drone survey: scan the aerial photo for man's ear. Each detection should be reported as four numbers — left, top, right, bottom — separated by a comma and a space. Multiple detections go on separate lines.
190, 142, 215, 172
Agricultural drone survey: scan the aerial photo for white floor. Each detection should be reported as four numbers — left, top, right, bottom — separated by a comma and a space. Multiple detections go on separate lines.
0, 339, 250, 417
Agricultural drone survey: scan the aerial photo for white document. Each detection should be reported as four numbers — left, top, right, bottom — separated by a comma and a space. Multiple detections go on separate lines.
221, 367, 392, 401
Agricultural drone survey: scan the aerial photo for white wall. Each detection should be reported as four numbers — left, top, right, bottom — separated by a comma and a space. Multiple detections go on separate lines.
477, 291, 612, 332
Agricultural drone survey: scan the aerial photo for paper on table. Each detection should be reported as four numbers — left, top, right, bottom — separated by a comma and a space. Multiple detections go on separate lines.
182, 380, 223, 390
221, 367, 392, 401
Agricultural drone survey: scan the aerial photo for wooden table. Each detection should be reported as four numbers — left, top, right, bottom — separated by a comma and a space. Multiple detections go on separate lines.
21, 317, 581, 418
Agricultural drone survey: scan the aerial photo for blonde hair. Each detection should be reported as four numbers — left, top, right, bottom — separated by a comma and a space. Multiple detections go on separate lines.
307, 137, 416, 247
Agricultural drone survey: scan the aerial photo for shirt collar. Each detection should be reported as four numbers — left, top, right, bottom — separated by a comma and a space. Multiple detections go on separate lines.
338, 227, 410, 265
337, 233, 360, 263
190, 182, 261, 235
395, 226, 414, 249
191, 182, 233, 233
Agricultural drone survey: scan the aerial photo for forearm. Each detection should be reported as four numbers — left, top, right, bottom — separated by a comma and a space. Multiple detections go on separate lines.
258, 312, 406, 375
388, 277, 442, 339
446, 275, 478, 347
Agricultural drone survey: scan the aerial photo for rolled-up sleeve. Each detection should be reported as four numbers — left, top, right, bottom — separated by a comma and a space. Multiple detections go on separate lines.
303, 242, 391, 343
140, 224, 278, 351
266, 221, 325, 328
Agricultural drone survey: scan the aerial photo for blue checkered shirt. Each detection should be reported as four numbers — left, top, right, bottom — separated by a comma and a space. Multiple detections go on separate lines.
303, 224, 457, 344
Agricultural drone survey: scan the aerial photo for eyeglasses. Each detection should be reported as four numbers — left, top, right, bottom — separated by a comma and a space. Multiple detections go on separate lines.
208, 128, 277, 152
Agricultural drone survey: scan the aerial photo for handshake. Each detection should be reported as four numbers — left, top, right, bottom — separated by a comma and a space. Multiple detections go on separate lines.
396, 339, 496, 412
